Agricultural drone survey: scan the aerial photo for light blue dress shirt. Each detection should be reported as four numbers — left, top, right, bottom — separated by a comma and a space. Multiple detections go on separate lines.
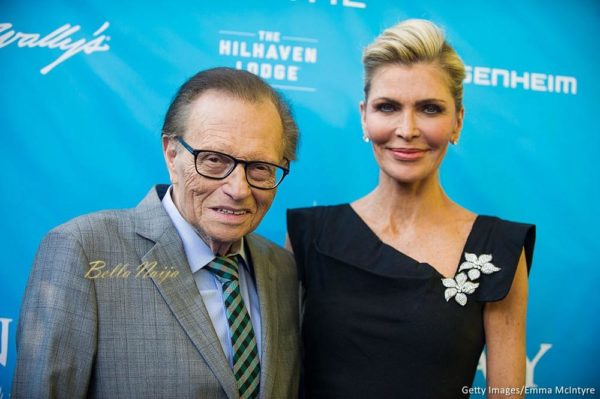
162, 187, 262, 365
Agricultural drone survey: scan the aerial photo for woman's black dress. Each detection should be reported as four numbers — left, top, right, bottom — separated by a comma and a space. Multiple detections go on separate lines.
287, 204, 535, 399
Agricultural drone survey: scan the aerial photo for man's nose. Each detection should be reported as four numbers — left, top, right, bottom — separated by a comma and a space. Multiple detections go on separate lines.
222, 164, 252, 199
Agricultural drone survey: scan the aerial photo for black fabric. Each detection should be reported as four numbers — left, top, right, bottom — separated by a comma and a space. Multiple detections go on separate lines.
287, 204, 535, 399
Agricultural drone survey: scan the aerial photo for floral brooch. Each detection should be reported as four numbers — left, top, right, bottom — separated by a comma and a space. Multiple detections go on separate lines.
442, 253, 501, 306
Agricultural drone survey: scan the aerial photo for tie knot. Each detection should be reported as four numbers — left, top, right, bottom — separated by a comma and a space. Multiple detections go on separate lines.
205, 255, 242, 283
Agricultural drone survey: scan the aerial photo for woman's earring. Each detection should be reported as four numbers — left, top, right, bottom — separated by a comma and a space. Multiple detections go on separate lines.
450, 137, 458, 145
363, 134, 370, 143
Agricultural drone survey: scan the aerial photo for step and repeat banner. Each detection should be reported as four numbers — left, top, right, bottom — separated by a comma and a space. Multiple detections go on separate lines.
1, 0, 598, 397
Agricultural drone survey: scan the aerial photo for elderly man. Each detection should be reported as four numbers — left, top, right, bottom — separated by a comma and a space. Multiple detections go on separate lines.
12, 68, 300, 399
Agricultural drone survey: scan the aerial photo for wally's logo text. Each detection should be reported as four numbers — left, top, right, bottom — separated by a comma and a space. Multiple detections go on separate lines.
0, 21, 111, 75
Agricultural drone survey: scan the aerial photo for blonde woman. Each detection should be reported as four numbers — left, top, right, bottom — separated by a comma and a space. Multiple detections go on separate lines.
287, 19, 535, 398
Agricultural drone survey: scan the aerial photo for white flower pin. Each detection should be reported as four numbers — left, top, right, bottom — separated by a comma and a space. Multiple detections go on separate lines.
457, 253, 500, 280
442, 272, 479, 306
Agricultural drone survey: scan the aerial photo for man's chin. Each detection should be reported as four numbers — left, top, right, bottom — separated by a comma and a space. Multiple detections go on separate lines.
208, 227, 251, 245
207, 232, 249, 255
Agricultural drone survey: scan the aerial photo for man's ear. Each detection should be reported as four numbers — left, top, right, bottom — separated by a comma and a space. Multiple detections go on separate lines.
162, 136, 179, 184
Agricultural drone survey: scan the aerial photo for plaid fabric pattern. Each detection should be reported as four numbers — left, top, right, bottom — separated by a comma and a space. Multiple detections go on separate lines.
206, 255, 260, 399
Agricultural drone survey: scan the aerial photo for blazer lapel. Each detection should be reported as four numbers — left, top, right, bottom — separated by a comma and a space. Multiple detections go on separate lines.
134, 186, 238, 399
246, 234, 279, 399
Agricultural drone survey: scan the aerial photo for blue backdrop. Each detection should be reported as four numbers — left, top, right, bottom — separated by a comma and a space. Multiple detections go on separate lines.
1, 0, 599, 397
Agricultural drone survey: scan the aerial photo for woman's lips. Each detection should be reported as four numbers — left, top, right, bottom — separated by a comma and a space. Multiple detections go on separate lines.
389, 148, 428, 161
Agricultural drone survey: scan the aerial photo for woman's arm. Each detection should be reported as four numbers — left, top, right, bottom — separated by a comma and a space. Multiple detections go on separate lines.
484, 248, 529, 398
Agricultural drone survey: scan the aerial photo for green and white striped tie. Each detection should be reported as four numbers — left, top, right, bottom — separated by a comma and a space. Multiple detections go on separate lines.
206, 255, 260, 399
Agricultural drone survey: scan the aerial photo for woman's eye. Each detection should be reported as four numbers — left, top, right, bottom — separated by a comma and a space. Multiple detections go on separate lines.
422, 104, 442, 114
376, 103, 396, 113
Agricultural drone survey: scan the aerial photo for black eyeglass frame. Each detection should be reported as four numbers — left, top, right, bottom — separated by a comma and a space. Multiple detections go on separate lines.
176, 136, 290, 190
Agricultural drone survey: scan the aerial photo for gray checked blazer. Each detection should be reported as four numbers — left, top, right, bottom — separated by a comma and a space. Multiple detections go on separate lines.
12, 185, 300, 399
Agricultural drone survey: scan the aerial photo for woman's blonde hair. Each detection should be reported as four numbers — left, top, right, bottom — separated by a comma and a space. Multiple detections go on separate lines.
363, 19, 466, 110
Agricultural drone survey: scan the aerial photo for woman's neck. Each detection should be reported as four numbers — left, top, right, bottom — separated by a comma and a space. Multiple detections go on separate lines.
355, 171, 459, 229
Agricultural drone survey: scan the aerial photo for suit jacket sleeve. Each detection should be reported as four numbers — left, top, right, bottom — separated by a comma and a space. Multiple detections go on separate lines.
12, 228, 97, 399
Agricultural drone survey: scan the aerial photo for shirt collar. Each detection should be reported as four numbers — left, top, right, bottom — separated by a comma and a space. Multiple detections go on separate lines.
161, 186, 249, 273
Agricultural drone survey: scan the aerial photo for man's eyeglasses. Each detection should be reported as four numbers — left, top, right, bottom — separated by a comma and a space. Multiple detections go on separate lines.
176, 136, 289, 190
